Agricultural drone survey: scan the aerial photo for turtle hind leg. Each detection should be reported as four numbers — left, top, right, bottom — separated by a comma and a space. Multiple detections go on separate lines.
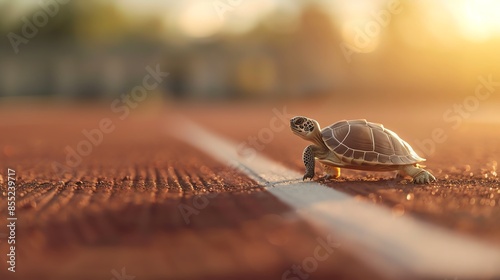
321, 164, 341, 180
400, 165, 436, 184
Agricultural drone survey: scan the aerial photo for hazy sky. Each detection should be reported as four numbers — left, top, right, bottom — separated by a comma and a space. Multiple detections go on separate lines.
4, 0, 500, 41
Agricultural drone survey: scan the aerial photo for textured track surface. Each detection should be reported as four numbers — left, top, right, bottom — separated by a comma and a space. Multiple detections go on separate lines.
186, 98, 500, 246
0, 98, 499, 279
0, 105, 382, 280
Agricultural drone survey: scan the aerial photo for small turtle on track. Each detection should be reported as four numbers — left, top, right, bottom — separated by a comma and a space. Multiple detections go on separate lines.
290, 116, 436, 184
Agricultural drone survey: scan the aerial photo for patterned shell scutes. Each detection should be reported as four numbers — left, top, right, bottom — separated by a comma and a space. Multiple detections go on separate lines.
321, 119, 425, 166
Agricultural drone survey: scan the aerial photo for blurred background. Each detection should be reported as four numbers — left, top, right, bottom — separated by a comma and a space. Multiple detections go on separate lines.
1, 0, 500, 103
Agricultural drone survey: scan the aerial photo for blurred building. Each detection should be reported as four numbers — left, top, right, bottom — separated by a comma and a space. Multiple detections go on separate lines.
0, 2, 345, 100
1, 0, 500, 101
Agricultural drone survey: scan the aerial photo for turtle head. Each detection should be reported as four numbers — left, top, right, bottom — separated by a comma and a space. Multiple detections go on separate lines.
290, 116, 321, 141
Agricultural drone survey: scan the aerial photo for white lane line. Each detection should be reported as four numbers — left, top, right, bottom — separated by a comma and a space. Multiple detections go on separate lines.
170, 117, 500, 279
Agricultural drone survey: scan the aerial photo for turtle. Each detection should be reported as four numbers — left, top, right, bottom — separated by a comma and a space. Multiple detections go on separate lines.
290, 116, 436, 184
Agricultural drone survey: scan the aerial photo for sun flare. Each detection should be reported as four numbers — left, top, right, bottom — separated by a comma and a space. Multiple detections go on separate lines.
445, 0, 500, 42
179, 2, 222, 38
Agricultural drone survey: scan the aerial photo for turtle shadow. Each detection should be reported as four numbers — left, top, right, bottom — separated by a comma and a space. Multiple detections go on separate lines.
320, 178, 418, 197
270, 176, 425, 200
272, 177, 412, 188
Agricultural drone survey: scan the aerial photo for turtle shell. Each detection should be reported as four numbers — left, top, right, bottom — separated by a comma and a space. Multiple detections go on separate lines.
321, 119, 424, 166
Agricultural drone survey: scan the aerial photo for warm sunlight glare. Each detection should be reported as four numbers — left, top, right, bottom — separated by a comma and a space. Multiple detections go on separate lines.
340, 23, 380, 54
446, 0, 500, 42
333, 1, 391, 54
179, 2, 222, 38
224, 0, 278, 34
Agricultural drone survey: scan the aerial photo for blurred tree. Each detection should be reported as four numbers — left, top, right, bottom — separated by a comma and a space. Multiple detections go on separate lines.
0, 2, 16, 47
72, 0, 130, 44
2, 1, 78, 42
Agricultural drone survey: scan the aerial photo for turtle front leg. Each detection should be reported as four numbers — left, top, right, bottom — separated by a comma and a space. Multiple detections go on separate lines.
302, 145, 316, 180
400, 165, 436, 184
